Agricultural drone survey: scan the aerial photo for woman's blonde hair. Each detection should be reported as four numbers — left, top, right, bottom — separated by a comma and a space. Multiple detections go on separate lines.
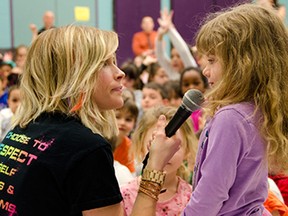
14, 25, 119, 140
196, 4, 288, 173
132, 106, 198, 181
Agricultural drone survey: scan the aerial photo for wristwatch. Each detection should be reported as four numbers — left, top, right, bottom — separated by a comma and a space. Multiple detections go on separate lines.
142, 169, 166, 186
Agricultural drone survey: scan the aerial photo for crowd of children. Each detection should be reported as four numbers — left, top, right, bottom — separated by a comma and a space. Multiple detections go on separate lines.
0, 46, 24, 140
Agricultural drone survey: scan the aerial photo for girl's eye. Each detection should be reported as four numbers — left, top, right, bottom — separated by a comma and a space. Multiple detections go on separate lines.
207, 59, 214, 64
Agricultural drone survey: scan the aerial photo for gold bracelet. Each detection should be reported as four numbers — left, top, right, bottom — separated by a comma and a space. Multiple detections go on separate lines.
142, 169, 166, 186
140, 179, 162, 194
138, 179, 164, 201
139, 184, 159, 201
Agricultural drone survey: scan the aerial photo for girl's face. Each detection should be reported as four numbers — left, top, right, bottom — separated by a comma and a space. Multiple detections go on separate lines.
171, 48, 184, 73
123, 77, 135, 90
181, 69, 206, 94
144, 124, 186, 174
8, 89, 21, 114
93, 57, 125, 110
16, 47, 27, 68
168, 91, 182, 107
0, 65, 12, 78
115, 109, 136, 139
141, 87, 164, 111
152, 68, 169, 85
202, 55, 223, 88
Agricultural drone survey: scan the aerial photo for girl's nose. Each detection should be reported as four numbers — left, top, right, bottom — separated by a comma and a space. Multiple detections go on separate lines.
202, 67, 209, 78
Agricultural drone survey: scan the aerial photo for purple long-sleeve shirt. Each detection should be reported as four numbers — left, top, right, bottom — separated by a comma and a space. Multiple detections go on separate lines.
183, 102, 269, 215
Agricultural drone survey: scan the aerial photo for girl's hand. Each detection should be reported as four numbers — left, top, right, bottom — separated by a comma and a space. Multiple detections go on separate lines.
157, 8, 174, 34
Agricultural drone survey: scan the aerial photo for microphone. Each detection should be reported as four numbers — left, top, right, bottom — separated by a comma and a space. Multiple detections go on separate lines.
165, 89, 204, 137
142, 89, 204, 170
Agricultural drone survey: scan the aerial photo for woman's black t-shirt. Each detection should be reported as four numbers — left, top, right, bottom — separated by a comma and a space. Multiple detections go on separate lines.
0, 112, 122, 216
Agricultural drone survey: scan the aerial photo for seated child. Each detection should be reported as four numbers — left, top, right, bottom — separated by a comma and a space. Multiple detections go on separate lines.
114, 98, 139, 174
141, 82, 169, 111
121, 106, 198, 215
0, 85, 21, 140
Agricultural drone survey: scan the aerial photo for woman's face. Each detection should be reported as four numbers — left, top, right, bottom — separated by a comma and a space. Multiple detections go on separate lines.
93, 57, 125, 110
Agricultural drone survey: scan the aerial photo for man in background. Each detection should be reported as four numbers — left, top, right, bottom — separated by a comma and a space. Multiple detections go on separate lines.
29, 11, 55, 41
132, 16, 157, 57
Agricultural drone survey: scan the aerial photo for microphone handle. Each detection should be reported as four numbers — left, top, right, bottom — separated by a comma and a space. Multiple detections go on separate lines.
165, 106, 192, 137
142, 106, 192, 171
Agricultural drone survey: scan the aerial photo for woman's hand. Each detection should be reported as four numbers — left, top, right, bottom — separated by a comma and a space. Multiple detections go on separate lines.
146, 115, 181, 171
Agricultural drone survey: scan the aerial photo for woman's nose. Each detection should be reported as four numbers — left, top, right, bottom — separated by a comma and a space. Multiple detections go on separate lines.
116, 67, 125, 80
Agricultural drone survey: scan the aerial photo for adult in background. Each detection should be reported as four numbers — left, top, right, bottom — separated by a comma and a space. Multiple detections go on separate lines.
132, 16, 157, 57
29, 10, 55, 41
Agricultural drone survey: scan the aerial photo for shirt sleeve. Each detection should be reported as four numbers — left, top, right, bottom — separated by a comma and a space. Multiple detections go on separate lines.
65, 145, 123, 213
155, 36, 180, 80
183, 109, 248, 215
168, 27, 198, 68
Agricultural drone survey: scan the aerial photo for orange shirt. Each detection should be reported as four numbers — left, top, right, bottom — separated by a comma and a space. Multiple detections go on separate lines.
113, 136, 135, 173
132, 31, 157, 56
264, 190, 288, 216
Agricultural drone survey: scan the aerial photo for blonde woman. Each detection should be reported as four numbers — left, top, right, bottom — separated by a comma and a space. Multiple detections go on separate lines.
182, 3, 288, 216
0, 25, 181, 216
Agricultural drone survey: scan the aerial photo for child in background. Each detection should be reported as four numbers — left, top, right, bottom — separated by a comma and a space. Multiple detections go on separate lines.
270, 174, 288, 206
108, 135, 135, 187
180, 66, 208, 96
264, 189, 288, 215
156, 9, 198, 80
121, 61, 144, 115
121, 106, 198, 215
180, 66, 209, 134
114, 98, 139, 174
147, 63, 169, 85
182, 4, 288, 215
0, 85, 21, 140
0, 62, 13, 90
164, 80, 182, 107
141, 82, 169, 111
0, 77, 8, 110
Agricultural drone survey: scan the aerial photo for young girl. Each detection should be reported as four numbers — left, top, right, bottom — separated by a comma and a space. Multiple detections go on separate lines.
180, 66, 208, 96
121, 106, 198, 215
0, 85, 21, 141
164, 80, 182, 107
182, 3, 288, 215
180, 66, 209, 134
155, 8, 198, 81
147, 63, 169, 85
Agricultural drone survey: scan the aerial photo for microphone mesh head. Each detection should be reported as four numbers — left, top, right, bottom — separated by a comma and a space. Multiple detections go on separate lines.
182, 89, 204, 112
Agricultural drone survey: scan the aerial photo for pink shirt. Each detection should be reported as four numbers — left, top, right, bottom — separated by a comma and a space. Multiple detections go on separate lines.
121, 177, 192, 216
